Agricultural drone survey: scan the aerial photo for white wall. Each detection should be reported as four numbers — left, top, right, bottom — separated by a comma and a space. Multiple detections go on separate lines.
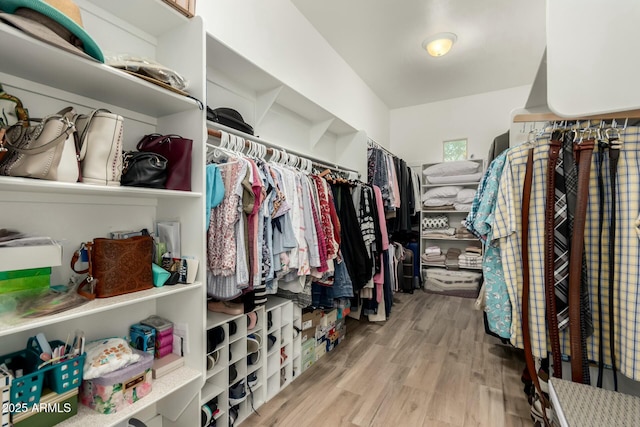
197, 0, 390, 146
390, 85, 532, 165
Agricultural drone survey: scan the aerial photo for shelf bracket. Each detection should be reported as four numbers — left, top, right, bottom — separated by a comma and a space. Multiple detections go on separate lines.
309, 118, 335, 149
255, 85, 284, 127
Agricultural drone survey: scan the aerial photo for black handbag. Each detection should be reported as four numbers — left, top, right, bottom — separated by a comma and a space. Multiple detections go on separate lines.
121, 151, 167, 188
206, 107, 254, 135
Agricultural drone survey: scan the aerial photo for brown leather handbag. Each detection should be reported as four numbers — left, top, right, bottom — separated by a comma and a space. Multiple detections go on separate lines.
71, 235, 154, 299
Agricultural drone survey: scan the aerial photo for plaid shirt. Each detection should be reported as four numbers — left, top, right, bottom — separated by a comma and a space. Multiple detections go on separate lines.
582, 126, 640, 380
491, 126, 640, 381
492, 142, 548, 357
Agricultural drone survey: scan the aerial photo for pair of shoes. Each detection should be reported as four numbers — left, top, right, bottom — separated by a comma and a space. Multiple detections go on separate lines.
247, 372, 258, 388
247, 334, 262, 353
530, 398, 554, 424
208, 300, 243, 315
267, 311, 273, 330
293, 326, 300, 339
206, 326, 225, 353
229, 405, 239, 426
247, 311, 258, 330
229, 364, 238, 383
280, 348, 288, 365
267, 334, 277, 351
206, 349, 220, 371
247, 350, 261, 366
229, 320, 238, 336
229, 380, 246, 406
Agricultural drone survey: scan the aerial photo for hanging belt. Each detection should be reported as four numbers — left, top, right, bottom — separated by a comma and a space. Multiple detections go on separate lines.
569, 137, 596, 383
608, 136, 622, 391
595, 139, 608, 387
521, 148, 550, 426
545, 136, 563, 378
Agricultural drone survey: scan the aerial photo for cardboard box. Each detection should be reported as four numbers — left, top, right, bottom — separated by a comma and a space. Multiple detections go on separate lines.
12, 389, 78, 426
0, 244, 62, 272
315, 343, 326, 360
322, 310, 338, 326
301, 339, 315, 359
302, 354, 315, 372
301, 310, 323, 331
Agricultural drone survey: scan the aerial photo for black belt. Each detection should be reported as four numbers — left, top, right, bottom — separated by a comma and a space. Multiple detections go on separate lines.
596, 139, 607, 387
608, 135, 621, 390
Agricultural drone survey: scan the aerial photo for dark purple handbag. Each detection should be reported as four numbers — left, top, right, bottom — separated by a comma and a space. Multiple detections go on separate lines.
136, 133, 192, 191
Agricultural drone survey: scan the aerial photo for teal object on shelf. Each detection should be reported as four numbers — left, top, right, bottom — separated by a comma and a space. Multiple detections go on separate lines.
152, 264, 170, 287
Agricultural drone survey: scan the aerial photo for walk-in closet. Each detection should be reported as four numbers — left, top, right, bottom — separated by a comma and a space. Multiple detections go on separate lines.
0, 1, 638, 426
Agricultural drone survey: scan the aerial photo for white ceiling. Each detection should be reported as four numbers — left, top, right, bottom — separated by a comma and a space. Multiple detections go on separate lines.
291, 0, 547, 109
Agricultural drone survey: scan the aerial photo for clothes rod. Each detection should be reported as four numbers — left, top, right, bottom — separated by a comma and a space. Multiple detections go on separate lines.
206, 124, 360, 175
367, 138, 396, 157
513, 109, 640, 123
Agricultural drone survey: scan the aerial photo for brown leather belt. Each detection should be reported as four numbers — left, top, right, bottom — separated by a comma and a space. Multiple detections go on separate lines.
545, 136, 563, 379
569, 137, 596, 383
521, 148, 550, 426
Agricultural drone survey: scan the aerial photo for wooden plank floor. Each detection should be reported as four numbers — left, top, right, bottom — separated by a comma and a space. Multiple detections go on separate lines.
243, 291, 532, 426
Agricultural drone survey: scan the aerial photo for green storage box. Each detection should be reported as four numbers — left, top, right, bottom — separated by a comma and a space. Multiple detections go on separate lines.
0, 268, 51, 295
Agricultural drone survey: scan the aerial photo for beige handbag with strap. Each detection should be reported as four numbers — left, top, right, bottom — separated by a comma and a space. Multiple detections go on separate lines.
74, 109, 124, 186
0, 107, 79, 182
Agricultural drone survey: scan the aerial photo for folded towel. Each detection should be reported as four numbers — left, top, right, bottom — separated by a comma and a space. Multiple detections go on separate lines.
423, 227, 456, 236
423, 204, 454, 210
424, 254, 446, 262
424, 246, 442, 255
465, 246, 482, 254
454, 203, 473, 212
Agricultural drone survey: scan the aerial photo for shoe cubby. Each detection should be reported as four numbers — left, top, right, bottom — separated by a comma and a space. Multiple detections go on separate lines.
230, 339, 247, 366
292, 305, 302, 382
281, 323, 293, 346
267, 350, 280, 378
267, 307, 281, 335
267, 372, 280, 401
228, 317, 247, 345
267, 329, 281, 357
281, 302, 294, 326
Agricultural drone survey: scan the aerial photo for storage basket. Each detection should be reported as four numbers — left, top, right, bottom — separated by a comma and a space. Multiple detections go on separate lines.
0, 349, 45, 408
80, 349, 153, 414
26, 338, 85, 394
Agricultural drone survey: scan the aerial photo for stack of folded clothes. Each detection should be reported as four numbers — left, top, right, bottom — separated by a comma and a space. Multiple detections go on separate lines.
456, 226, 476, 239
422, 227, 457, 238
423, 160, 483, 185
458, 245, 482, 269
421, 246, 445, 265
445, 248, 461, 269
423, 268, 483, 298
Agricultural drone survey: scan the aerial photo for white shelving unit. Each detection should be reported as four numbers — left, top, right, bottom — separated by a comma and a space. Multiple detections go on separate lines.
0, 1, 206, 425
205, 307, 267, 427
420, 160, 485, 287
264, 297, 301, 402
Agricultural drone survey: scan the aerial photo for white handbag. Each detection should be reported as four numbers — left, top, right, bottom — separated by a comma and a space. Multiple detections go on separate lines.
0, 107, 79, 182
75, 109, 124, 186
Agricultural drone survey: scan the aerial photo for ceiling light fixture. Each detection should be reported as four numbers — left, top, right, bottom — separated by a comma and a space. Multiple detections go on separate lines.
422, 32, 457, 57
